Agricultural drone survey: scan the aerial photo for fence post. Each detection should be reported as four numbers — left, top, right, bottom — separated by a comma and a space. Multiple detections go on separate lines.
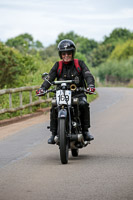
9, 93, 12, 108
19, 92, 22, 115
47, 93, 49, 98
29, 91, 32, 112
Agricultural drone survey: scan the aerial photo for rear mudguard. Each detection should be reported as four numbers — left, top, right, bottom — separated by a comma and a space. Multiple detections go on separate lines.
58, 109, 67, 119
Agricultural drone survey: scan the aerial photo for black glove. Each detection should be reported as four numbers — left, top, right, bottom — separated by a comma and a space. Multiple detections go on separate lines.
36, 88, 46, 96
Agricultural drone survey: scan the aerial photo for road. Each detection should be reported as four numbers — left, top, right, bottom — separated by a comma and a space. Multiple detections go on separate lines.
0, 87, 133, 200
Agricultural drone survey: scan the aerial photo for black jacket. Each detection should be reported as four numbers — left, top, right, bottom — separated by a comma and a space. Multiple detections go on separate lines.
41, 60, 95, 97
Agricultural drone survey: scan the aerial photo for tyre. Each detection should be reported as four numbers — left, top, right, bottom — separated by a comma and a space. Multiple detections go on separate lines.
71, 149, 79, 157
59, 118, 69, 164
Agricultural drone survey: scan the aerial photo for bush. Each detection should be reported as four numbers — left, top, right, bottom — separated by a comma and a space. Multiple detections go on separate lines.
0, 42, 39, 89
109, 40, 133, 60
98, 57, 133, 83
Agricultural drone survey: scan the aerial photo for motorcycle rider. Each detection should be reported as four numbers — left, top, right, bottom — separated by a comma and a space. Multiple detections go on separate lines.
36, 39, 95, 144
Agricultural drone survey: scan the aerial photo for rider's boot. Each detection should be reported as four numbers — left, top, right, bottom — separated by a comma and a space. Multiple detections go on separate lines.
48, 131, 56, 144
83, 129, 94, 141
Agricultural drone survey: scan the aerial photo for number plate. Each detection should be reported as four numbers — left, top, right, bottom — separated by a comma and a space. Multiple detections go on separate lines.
56, 90, 71, 105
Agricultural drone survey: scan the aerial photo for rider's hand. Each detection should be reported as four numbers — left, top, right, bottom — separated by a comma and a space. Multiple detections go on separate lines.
36, 88, 45, 96
87, 87, 95, 94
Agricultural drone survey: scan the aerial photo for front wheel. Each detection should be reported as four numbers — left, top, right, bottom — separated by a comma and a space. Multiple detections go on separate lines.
58, 118, 69, 164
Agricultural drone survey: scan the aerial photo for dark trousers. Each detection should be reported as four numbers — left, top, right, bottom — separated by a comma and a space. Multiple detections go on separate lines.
50, 96, 90, 133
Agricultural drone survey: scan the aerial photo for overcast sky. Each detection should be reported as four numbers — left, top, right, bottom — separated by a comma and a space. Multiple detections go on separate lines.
0, 0, 133, 47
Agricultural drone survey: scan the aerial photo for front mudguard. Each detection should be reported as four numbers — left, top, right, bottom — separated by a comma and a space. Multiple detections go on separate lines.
58, 109, 67, 119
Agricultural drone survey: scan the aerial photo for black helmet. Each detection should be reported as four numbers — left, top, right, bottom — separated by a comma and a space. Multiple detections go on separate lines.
58, 39, 76, 58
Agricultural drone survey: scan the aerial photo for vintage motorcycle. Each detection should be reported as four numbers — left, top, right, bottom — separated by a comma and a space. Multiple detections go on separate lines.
37, 73, 94, 164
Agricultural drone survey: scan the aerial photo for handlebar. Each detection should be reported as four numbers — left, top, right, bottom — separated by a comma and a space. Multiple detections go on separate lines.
36, 89, 56, 97
36, 87, 96, 96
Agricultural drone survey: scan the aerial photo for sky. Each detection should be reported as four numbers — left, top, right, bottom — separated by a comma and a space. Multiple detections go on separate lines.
0, 0, 133, 47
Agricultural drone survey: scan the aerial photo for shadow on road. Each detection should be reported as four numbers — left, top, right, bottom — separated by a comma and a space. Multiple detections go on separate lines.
27, 151, 133, 167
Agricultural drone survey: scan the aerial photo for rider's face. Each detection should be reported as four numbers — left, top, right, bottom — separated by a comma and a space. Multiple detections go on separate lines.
61, 51, 73, 62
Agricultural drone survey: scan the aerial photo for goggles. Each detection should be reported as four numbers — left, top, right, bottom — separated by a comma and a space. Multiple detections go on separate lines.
61, 51, 72, 56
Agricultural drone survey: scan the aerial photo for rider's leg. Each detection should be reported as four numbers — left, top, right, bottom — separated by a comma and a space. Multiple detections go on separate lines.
48, 107, 57, 144
79, 97, 94, 141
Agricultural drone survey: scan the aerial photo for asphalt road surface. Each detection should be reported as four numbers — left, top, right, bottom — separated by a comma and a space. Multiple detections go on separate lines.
0, 87, 133, 200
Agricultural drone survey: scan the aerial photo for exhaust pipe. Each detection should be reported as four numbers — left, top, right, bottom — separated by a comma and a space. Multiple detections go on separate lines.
70, 134, 84, 142
54, 136, 59, 144
70, 134, 90, 148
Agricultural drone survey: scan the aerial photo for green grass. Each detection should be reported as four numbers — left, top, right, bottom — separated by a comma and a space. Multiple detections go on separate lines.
87, 91, 98, 103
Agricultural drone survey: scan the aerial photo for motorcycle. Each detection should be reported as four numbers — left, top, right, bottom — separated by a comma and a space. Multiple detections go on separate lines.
37, 73, 94, 164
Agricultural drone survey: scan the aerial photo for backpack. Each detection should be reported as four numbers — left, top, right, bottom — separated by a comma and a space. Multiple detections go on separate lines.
57, 59, 81, 77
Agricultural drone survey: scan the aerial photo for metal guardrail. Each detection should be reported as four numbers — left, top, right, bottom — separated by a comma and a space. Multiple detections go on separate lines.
0, 86, 51, 114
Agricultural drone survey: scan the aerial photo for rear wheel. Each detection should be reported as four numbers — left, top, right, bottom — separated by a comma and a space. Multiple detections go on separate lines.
59, 118, 69, 164
71, 149, 79, 157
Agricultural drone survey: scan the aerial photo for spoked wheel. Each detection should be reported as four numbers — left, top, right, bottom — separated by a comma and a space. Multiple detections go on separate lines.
71, 149, 79, 157
59, 118, 69, 164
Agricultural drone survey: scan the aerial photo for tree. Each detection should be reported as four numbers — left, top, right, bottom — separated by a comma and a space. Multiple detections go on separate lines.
75, 36, 98, 55
75, 52, 87, 63
103, 28, 133, 45
5, 33, 44, 54
109, 39, 133, 60
56, 31, 79, 44
39, 44, 58, 61
89, 44, 114, 67
33, 40, 44, 49
0, 42, 37, 88
5, 33, 33, 52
